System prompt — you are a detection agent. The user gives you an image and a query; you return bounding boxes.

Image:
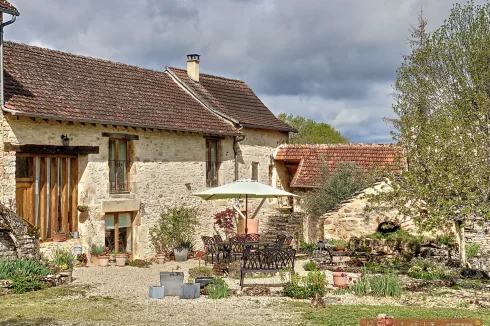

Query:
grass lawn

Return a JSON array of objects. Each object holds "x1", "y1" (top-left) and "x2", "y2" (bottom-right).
[{"x1": 289, "y1": 302, "x2": 489, "y2": 326}]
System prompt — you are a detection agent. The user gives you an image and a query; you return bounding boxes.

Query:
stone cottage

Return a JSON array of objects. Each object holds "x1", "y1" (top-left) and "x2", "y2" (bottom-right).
[
  {"x1": 274, "y1": 144, "x2": 402, "y2": 241},
  {"x1": 0, "y1": 1, "x2": 295, "y2": 258}
]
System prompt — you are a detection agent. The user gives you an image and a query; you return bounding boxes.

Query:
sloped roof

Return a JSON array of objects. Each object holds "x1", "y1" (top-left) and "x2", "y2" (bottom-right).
[
  {"x1": 0, "y1": 0, "x2": 19, "y2": 16},
  {"x1": 274, "y1": 144, "x2": 402, "y2": 188},
  {"x1": 167, "y1": 67, "x2": 296, "y2": 132},
  {"x1": 3, "y1": 42, "x2": 240, "y2": 136}
]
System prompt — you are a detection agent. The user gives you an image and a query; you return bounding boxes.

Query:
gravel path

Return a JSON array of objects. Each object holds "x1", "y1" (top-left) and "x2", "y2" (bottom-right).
[{"x1": 70, "y1": 259, "x2": 303, "y2": 326}]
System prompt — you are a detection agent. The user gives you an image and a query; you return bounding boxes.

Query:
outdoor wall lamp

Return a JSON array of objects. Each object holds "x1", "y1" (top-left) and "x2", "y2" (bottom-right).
[{"x1": 61, "y1": 134, "x2": 70, "y2": 146}]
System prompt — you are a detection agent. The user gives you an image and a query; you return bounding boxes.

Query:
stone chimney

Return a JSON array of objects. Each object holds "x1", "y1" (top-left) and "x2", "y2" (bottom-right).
[{"x1": 186, "y1": 54, "x2": 200, "y2": 82}]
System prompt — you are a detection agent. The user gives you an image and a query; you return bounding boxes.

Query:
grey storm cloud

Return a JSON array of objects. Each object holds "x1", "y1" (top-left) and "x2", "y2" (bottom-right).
[{"x1": 5, "y1": 0, "x2": 487, "y2": 143}]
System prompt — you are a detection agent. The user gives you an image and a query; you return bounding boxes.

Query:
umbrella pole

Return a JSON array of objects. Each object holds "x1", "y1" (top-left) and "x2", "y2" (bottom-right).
[{"x1": 245, "y1": 194, "x2": 248, "y2": 236}]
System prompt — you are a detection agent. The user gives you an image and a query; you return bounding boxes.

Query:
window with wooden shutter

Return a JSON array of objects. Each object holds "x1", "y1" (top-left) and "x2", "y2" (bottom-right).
[
  {"x1": 109, "y1": 139, "x2": 129, "y2": 193},
  {"x1": 206, "y1": 139, "x2": 220, "y2": 187}
]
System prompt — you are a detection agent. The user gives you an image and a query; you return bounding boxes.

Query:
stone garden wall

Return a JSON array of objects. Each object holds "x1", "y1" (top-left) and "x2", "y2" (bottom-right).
[
  {"x1": 322, "y1": 182, "x2": 414, "y2": 240},
  {"x1": 0, "y1": 202, "x2": 39, "y2": 259}
]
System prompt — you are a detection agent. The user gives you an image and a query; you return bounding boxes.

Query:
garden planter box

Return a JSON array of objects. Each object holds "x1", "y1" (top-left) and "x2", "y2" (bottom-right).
[
  {"x1": 195, "y1": 277, "x2": 214, "y2": 289},
  {"x1": 174, "y1": 248, "x2": 188, "y2": 262},
  {"x1": 149, "y1": 286, "x2": 165, "y2": 299},
  {"x1": 160, "y1": 272, "x2": 184, "y2": 296},
  {"x1": 180, "y1": 283, "x2": 200, "y2": 299}
]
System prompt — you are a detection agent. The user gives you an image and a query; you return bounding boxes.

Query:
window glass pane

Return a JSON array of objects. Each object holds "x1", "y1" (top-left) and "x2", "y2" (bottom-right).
[
  {"x1": 210, "y1": 141, "x2": 217, "y2": 162},
  {"x1": 109, "y1": 140, "x2": 116, "y2": 161},
  {"x1": 119, "y1": 213, "x2": 132, "y2": 228},
  {"x1": 105, "y1": 214, "x2": 115, "y2": 230},
  {"x1": 118, "y1": 141, "x2": 127, "y2": 161},
  {"x1": 15, "y1": 157, "x2": 32, "y2": 178}
]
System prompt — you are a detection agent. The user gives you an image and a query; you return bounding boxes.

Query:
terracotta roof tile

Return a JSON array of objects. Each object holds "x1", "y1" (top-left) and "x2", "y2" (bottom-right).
[
  {"x1": 275, "y1": 144, "x2": 402, "y2": 188},
  {"x1": 168, "y1": 67, "x2": 296, "y2": 132},
  {"x1": 3, "y1": 42, "x2": 240, "y2": 136},
  {"x1": 0, "y1": 0, "x2": 19, "y2": 15}
]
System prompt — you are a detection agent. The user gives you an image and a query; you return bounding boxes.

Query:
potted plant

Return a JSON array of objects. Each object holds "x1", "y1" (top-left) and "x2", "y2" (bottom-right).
[
  {"x1": 98, "y1": 247, "x2": 111, "y2": 267},
  {"x1": 77, "y1": 190, "x2": 89, "y2": 212},
  {"x1": 52, "y1": 248, "x2": 75, "y2": 282},
  {"x1": 329, "y1": 239, "x2": 348, "y2": 251},
  {"x1": 115, "y1": 251, "x2": 129, "y2": 267},
  {"x1": 332, "y1": 267, "x2": 348, "y2": 287},
  {"x1": 75, "y1": 253, "x2": 88, "y2": 267},
  {"x1": 182, "y1": 239, "x2": 195, "y2": 259},
  {"x1": 89, "y1": 244, "x2": 105, "y2": 265},
  {"x1": 53, "y1": 230, "x2": 67, "y2": 242},
  {"x1": 149, "y1": 205, "x2": 199, "y2": 262},
  {"x1": 214, "y1": 208, "x2": 236, "y2": 240}
]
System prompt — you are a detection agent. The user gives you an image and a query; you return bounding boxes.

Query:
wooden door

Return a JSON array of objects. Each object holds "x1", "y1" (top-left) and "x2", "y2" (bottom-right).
[
  {"x1": 16, "y1": 178, "x2": 34, "y2": 224},
  {"x1": 15, "y1": 154, "x2": 78, "y2": 240}
]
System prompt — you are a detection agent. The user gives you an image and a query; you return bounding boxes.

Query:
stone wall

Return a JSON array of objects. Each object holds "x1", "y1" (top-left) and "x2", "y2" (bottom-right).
[
  {"x1": 0, "y1": 116, "x2": 288, "y2": 258},
  {"x1": 322, "y1": 182, "x2": 414, "y2": 241},
  {"x1": 0, "y1": 203, "x2": 39, "y2": 259}
]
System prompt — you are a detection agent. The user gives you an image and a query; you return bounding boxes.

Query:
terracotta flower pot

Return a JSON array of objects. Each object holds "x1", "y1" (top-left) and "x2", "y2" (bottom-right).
[
  {"x1": 90, "y1": 254, "x2": 100, "y2": 266},
  {"x1": 332, "y1": 271, "x2": 347, "y2": 287},
  {"x1": 52, "y1": 233, "x2": 67, "y2": 242},
  {"x1": 334, "y1": 245, "x2": 346, "y2": 251},
  {"x1": 98, "y1": 255, "x2": 110, "y2": 267},
  {"x1": 115, "y1": 254, "x2": 128, "y2": 267},
  {"x1": 155, "y1": 254, "x2": 165, "y2": 264}
]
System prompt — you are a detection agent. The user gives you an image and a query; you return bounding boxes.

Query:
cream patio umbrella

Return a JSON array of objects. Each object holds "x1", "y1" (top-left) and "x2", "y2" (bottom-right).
[{"x1": 194, "y1": 179, "x2": 297, "y2": 235}]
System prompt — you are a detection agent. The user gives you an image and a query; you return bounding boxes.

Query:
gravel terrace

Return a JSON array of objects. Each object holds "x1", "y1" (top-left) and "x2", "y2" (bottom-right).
[{"x1": 65, "y1": 258, "x2": 488, "y2": 325}]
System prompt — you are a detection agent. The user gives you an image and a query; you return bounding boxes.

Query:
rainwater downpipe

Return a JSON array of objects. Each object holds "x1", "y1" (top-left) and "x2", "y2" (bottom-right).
[{"x1": 233, "y1": 131, "x2": 246, "y2": 182}]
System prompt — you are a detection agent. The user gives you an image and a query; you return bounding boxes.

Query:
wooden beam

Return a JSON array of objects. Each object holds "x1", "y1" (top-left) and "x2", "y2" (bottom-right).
[
  {"x1": 70, "y1": 158, "x2": 78, "y2": 233},
  {"x1": 5, "y1": 144, "x2": 99, "y2": 155},
  {"x1": 50, "y1": 158, "x2": 58, "y2": 236},
  {"x1": 39, "y1": 158, "x2": 47, "y2": 239},
  {"x1": 101, "y1": 133, "x2": 139, "y2": 141},
  {"x1": 61, "y1": 159, "x2": 69, "y2": 234}
]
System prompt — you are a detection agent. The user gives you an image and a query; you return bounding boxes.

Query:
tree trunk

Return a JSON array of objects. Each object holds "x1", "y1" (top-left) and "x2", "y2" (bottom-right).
[{"x1": 454, "y1": 220, "x2": 467, "y2": 267}]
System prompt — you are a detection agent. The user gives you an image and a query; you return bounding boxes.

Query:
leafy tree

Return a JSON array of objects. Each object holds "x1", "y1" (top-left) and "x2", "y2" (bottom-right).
[
  {"x1": 301, "y1": 162, "x2": 371, "y2": 218},
  {"x1": 369, "y1": 3, "x2": 490, "y2": 266},
  {"x1": 278, "y1": 113, "x2": 348, "y2": 144}
]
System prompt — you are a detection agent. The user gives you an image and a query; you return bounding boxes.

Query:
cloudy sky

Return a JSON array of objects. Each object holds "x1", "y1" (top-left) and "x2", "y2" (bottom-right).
[{"x1": 5, "y1": 0, "x2": 485, "y2": 143}]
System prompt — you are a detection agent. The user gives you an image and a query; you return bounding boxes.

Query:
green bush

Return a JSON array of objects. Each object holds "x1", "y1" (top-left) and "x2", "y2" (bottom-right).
[
  {"x1": 128, "y1": 259, "x2": 150, "y2": 268},
  {"x1": 52, "y1": 248, "x2": 76, "y2": 269},
  {"x1": 189, "y1": 267, "x2": 214, "y2": 281},
  {"x1": 327, "y1": 239, "x2": 347, "y2": 246},
  {"x1": 0, "y1": 258, "x2": 51, "y2": 279},
  {"x1": 408, "y1": 258, "x2": 445, "y2": 280},
  {"x1": 349, "y1": 272, "x2": 403, "y2": 297},
  {"x1": 466, "y1": 243, "x2": 482, "y2": 259},
  {"x1": 11, "y1": 274, "x2": 42, "y2": 294},
  {"x1": 301, "y1": 162, "x2": 372, "y2": 217},
  {"x1": 207, "y1": 278, "x2": 230, "y2": 299},
  {"x1": 302, "y1": 261, "x2": 318, "y2": 271},
  {"x1": 89, "y1": 244, "x2": 106, "y2": 256},
  {"x1": 283, "y1": 271, "x2": 328, "y2": 299},
  {"x1": 435, "y1": 235, "x2": 454, "y2": 246},
  {"x1": 368, "y1": 274, "x2": 403, "y2": 297},
  {"x1": 149, "y1": 205, "x2": 199, "y2": 254},
  {"x1": 299, "y1": 242, "x2": 317, "y2": 253}
]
